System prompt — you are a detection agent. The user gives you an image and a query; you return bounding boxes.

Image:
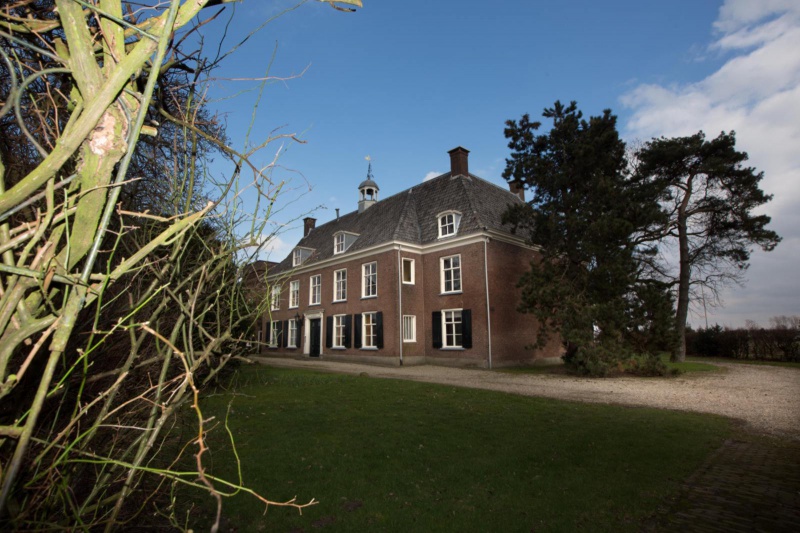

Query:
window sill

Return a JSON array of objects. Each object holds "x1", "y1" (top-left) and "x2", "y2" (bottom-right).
[
  {"x1": 331, "y1": 346, "x2": 346, "y2": 350},
  {"x1": 440, "y1": 347, "x2": 465, "y2": 351},
  {"x1": 361, "y1": 295, "x2": 377, "y2": 300},
  {"x1": 360, "y1": 347, "x2": 378, "y2": 351},
  {"x1": 308, "y1": 303, "x2": 321, "y2": 306},
  {"x1": 332, "y1": 299, "x2": 347, "y2": 304},
  {"x1": 289, "y1": 305, "x2": 298, "y2": 310},
  {"x1": 440, "y1": 291, "x2": 463, "y2": 296},
  {"x1": 402, "y1": 281, "x2": 415, "y2": 285}
]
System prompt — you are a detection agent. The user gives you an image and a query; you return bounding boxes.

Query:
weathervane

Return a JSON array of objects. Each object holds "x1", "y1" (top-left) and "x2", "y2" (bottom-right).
[{"x1": 365, "y1": 155, "x2": 374, "y2": 180}]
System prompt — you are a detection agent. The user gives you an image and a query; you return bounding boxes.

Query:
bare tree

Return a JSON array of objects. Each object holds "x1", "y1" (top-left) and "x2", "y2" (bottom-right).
[{"x1": 0, "y1": 0, "x2": 363, "y2": 529}]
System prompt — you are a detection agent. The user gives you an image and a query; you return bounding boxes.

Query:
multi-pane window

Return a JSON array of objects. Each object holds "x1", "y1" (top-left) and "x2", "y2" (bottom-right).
[
  {"x1": 288, "y1": 319, "x2": 298, "y2": 348},
  {"x1": 402, "y1": 258, "x2": 415, "y2": 284},
  {"x1": 443, "y1": 310, "x2": 463, "y2": 348},
  {"x1": 333, "y1": 315, "x2": 346, "y2": 348},
  {"x1": 269, "y1": 321, "x2": 280, "y2": 347},
  {"x1": 441, "y1": 255, "x2": 462, "y2": 293},
  {"x1": 362, "y1": 262, "x2": 377, "y2": 298},
  {"x1": 310, "y1": 275, "x2": 321, "y2": 305},
  {"x1": 438, "y1": 212, "x2": 461, "y2": 238},
  {"x1": 289, "y1": 280, "x2": 299, "y2": 308},
  {"x1": 270, "y1": 286, "x2": 280, "y2": 310},
  {"x1": 362, "y1": 312, "x2": 377, "y2": 348},
  {"x1": 334, "y1": 234, "x2": 345, "y2": 255},
  {"x1": 403, "y1": 315, "x2": 416, "y2": 342},
  {"x1": 292, "y1": 249, "x2": 301, "y2": 266},
  {"x1": 334, "y1": 269, "x2": 347, "y2": 302}
]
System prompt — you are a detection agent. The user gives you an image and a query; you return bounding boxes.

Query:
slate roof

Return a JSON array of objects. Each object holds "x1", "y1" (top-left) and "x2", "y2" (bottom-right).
[{"x1": 270, "y1": 172, "x2": 525, "y2": 274}]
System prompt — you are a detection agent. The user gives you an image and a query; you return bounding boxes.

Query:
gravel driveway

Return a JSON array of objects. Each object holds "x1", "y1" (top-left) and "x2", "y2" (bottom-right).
[{"x1": 254, "y1": 357, "x2": 800, "y2": 440}]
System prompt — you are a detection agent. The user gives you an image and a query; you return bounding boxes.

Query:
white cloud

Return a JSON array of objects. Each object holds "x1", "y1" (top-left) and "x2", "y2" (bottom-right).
[
  {"x1": 621, "y1": 0, "x2": 800, "y2": 327},
  {"x1": 423, "y1": 171, "x2": 441, "y2": 182}
]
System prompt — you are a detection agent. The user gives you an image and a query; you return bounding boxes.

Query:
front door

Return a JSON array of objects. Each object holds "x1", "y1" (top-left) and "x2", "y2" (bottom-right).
[{"x1": 309, "y1": 318, "x2": 321, "y2": 357}]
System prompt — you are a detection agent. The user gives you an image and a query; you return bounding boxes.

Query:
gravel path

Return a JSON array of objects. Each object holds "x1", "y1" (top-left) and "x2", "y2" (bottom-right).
[{"x1": 253, "y1": 357, "x2": 800, "y2": 439}]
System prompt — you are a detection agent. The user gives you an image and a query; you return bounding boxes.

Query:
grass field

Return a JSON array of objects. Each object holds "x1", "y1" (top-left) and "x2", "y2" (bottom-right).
[{"x1": 180, "y1": 365, "x2": 730, "y2": 532}]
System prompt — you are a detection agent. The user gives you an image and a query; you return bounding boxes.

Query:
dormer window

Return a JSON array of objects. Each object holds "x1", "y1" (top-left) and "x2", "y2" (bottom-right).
[
  {"x1": 333, "y1": 231, "x2": 359, "y2": 255},
  {"x1": 438, "y1": 211, "x2": 461, "y2": 238},
  {"x1": 292, "y1": 247, "x2": 313, "y2": 267}
]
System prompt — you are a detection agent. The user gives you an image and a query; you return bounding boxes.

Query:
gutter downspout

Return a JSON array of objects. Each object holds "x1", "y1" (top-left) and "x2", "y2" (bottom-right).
[
  {"x1": 397, "y1": 249, "x2": 403, "y2": 366},
  {"x1": 484, "y1": 236, "x2": 492, "y2": 369}
]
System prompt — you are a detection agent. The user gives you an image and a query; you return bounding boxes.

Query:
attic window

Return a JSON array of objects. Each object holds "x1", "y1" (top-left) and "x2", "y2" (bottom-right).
[
  {"x1": 333, "y1": 231, "x2": 359, "y2": 255},
  {"x1": 438, "y1": 211, "x2": 461, "y2": 238},
  {"x1": 334, "y1": 234, "x2": 345, "y2": 255},
  {"x1": 292, "y1": 247, "x2": 312, "y2": 267}
]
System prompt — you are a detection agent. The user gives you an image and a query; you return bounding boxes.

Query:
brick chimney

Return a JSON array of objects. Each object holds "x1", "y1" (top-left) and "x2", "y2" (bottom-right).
[
  {"x1": 509, "y1": 180, "x2": 525, "y2": 201},
  {"x1": 448, "y1": 146, "x2": 469, "y2": 177},
  {"x1": 303, "y1": 217, "x2": 316, "y2": 237}
]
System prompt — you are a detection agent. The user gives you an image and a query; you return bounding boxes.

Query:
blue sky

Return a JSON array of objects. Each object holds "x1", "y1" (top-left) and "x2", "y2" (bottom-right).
[{"x1": 198, "y1": 0, "x2": 799, "y2": 328}]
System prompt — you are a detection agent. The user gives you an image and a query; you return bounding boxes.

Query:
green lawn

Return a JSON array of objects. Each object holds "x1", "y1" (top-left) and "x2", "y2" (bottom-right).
[{"x1": 180, "y1": 365, "x2": 730, "y2": 532}]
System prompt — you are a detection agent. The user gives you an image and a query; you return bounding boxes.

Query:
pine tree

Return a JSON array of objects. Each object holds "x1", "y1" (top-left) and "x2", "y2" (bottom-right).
[
  {"x1": 503, "y1": 101, "x2": 670, "y2": 375},
  {"x1": 635, "y1": 131, "x2": 781, "y2": 361}
]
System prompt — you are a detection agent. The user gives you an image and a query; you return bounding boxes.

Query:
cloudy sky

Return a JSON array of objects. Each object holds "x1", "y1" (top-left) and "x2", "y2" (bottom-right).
[{"x1": 203, "y1": 0, "x2": 798, "y2": 328}]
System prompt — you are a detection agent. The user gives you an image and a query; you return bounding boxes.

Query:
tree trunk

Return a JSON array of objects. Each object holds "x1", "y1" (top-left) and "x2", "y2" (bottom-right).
[{"x1": 672, "y1": 183, "x2": 693, "y2": 363}]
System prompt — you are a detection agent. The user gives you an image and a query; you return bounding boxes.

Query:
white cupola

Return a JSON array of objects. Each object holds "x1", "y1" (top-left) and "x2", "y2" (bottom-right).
[{"x1": 358, "y1": 159, "x2": 379, "y2": 213}]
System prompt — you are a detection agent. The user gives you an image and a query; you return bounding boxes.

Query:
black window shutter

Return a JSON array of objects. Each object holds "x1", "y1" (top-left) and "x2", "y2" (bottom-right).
[
  {"x1": 375, "y1": 311, "x2": 384, "y2": 349},
  {"x1": 354, "y1": 314, "x2": 362, "y2": 349},
  {"x1": 326, "y1": 316, "x2": 333, "y2": 348},
  {"x1": 432, "y1": 311, "x2": 442, "y2": 349},
  {"x1": 344, "y1": 314, "x2": 352, "y2": 348},
  {"x1": 276, "y1": 321, "x2": 284, "y2": 347},
  {"x1": 461, "y1": 309, "x2": 472, "y2": 349},
  {"x1": 282, "y1": 320, "x2": 289, "y2": 348}
]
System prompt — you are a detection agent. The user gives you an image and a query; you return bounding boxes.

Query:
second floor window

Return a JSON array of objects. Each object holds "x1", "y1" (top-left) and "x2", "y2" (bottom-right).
[
  {"x1": 270, "y1": 286, "x2": 280, "y2": 310},
  {"x1": 362, "y1": 262, "x2": 377, "y2": 298},
  {"x1": 289, "y1": 280, "x2": 299, "y2": 308},
  {"x1": 310, "y1": 275, "x2": 321, "y2": 305},
  {"x1": 334, "y1": 233, "x2": 345, "y2": 254},
  {"x1": 334, "y1": 269, "x2": 347, "y2": 302},
  {"x1": 441, "y1": 255, "x2": 462, "y2": 293}
]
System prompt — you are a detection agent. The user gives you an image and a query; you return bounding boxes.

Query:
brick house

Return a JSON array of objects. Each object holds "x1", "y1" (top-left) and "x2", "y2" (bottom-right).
[{"x1": 258, "y1": 147, "x2": 561, "y2": 367}]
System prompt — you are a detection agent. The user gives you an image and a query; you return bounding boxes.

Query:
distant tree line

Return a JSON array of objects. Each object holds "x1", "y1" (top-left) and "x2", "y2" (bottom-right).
[{"x1": 686, "y1": 316, "x2": 800, "y2": 362}]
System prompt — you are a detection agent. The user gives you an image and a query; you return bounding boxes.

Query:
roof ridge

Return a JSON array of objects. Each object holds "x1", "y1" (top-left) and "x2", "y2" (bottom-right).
[{"x1": 459, "y1": 175, "x2": 485, "y2": 229}]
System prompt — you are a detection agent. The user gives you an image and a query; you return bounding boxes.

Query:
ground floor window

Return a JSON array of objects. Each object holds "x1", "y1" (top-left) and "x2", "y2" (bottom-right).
[
  {"x1": 269, "y1": 321, "x2": 280, "y2": 347},
  {"x1": 333, "y1": 315, "x2": 346, "y2": 348},
  {"x1": 288, "y1": 319, "x2": 298, "y2": 348},
  {"x1": 443, "y1": 310, "x2": 462, "y2": 348},
  {"x1": 363, "y1": 312, "x2": 377, "y2": 348},
  {"x1": 403, "y1": 315, "x2": 416, "y2": 342}
]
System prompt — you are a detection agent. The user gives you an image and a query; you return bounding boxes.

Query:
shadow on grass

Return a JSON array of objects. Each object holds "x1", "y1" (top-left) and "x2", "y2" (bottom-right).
[{"x1": 176, "y1": 365, "x2": 733, "y2": 532}]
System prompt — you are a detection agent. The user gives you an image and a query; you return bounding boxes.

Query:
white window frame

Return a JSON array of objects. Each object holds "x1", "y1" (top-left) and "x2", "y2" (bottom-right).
[
  {"x1": 270, "y1": 285, "x2": 280, "y2": 311},
  {"x1": 289, "y1": 280, "x2": 299, "y2": 309},
  {"x1": 333, "y1": 315, "x2": 346, "y2": 348},
  {"x1": 440, "y1": 254, "x2": 462, "y2": 294},
  {"x1": 309, "y1": 274, "x2": 321, "y2": 305},
  {"x1": 362, "y1": 312, "x2": 377, "y2": 348},
  {"x1": 334, "y1": 233, "x2": 345, "y2": 255},
  {"x1": 442, "y1": 309, "x2": 463, "y2": 348},
  {"x1": 362, "y1": 262, "x2": 377, "y2": 298},
  {"x1": 287, "y1": 319, "x2": 298, "y2": 348},
  {"x1": 334, "y1": 269, "x2": 347, "y2": 302},
  {"x1": 402, "y1": 315, "x2": 416, "y2": 342},
  {"x1": 269, "y1": 321, "x2": 280, "y2": 347},
  {"x1": 438, "y1": 211, "x2": 461, "y2": 238},
  {"x1": 292, "y1": 249, "x2": 302, "y2": 267},
  {"x1": 402, "y1": 258, "x2": 415, "y2": 284}
]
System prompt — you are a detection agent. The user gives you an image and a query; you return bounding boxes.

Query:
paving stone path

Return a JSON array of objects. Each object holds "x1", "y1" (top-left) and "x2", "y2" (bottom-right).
[{"x1": 647, "y1": 437, "x2": 800, "y2": 532}]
